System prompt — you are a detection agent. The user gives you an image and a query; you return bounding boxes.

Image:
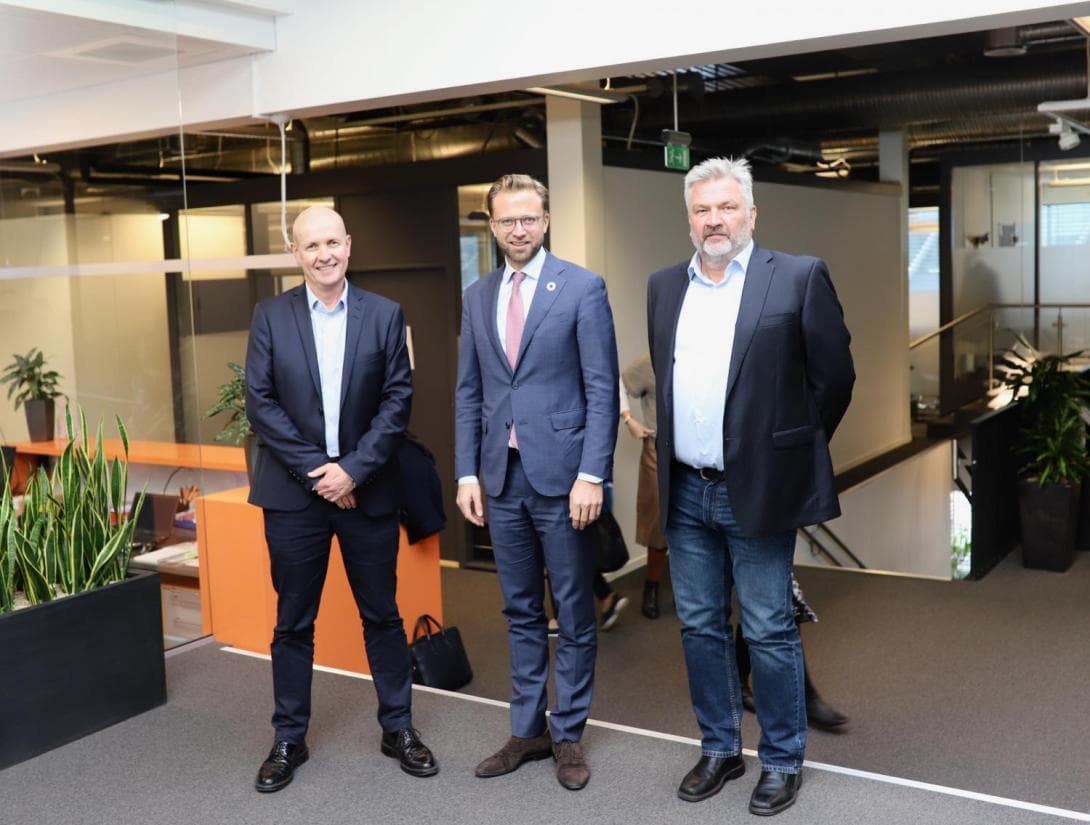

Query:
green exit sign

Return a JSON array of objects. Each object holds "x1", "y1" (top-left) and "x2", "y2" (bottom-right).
[{"x1": 664, "y1": 142, "x2": 690, "y2": 171}]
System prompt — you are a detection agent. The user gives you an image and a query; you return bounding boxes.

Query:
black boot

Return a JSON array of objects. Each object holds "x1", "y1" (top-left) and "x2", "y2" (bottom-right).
[
  {"x1": 805, "y1": 667, "x2": 848, "y2": 731},
  {"x1": 641, "y1": 581, "x2": 660, "y2": 619}
]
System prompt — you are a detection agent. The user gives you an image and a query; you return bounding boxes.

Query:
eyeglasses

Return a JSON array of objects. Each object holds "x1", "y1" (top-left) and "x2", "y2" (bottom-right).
[{"x1": 493, "y1": 215, "x2": 544, "y2": 230}]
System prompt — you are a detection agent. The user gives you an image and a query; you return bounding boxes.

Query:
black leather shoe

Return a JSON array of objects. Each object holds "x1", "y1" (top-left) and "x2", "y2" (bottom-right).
[
  {"x1": 677, "y1": 754, "x2": 745, "y2": 802},
  {"x1": 808, "y1": 694, "x2": 849, "y2": 731},
  {"x1": 381, "y1": 727, "x2": 439, "y2": 777},
  {"x1": 748, "y1": 770, "x2": 802, "y2": 816},
  {"x1": 254, "y1": 740, "x2": 309, "y2": 793}
]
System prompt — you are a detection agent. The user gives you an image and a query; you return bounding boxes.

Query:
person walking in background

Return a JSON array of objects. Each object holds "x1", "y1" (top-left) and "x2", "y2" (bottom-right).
[
  {"x1": 735, "y1": 574, "x2": 849, "y2": 732},
  {"x1": 620, "y1": 352, "x2": 669, "y2": 619},
  {"x1": 647, "y1": 157, "x2": 854, "y2": 816},
  {"x1": 245, "y1": 206, "x2": 438, "y2": 793},
  {"x1": 454, "y1": 174, "x2": 619, "y2": 791}
]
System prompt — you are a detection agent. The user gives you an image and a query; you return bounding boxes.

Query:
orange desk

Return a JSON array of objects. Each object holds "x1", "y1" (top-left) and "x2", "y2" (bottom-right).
[
  {"x1": 12, "y1": 439, "x2": 246, "y2": 473},
  {"x1": 196, "y1": 487, "x2": 442, "y2": 675}
]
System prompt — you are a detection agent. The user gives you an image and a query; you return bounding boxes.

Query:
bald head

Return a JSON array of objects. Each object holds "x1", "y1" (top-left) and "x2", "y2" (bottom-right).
[{"x1": 291, "y1": 206, "x2": 352, "y2": 306}]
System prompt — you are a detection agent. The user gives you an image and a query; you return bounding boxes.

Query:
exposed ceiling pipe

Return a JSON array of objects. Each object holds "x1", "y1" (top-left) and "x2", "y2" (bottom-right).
[{"x1": 619, "y1": 51, "x2": 1088, "y2": 138}]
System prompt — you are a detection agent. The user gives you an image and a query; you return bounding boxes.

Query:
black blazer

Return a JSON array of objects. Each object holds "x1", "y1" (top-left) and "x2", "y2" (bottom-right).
[
  {"x1": 245, "y1": 283, "x2": 412, "y2": 515},
  {"x1": 647, "y1": 244, "x2": 855, "y2": 537}
]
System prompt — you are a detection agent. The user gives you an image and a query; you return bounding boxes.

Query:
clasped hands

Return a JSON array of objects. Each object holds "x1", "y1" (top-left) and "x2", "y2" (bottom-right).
[
  {"x1": 456, "y1": 478, "x2": 603, "y2": 530},
  {"x1": 308, "y1": 462, "x2": 357, "y2": 509}
]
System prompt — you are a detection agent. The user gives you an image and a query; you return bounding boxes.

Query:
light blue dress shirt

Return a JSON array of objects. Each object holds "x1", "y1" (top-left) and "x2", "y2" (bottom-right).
[
  {"x1": 305, "y1": 280, "x2": 348, "y2": 459},
  {"x1": 672, "y1": 240, "x2": 754, "y2": 471}
]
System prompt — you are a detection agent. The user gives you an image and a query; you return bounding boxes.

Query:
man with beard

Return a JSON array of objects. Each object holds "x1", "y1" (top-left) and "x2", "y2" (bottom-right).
[
  {"x1": 646, "y1": 158, "x2": 854, "y2": 816},
  {"x1": 455, "y1": 174, "x2": 618, "y2": 791}
]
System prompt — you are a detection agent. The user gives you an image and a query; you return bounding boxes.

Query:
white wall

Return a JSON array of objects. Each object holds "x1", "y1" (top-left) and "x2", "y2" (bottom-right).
[
  {"x1": 796, "y1": 440, "x2": 954, "y2": 579},
  {"x1": 0, "y1": 215, "x2": 78, "y2": 442},
  {"x1": 601, "y1": 167, "x2": 910, "y2": 564},
  {"x1": 0, "y1": 0, "x2": 1082, "y2": 156}
]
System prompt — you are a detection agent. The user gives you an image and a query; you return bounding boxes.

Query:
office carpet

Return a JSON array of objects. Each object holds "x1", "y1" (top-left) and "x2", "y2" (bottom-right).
[
  {"x1": 0, "y1": 642, "x2": 1078, "y2": 825},
  {"x1": 442, "y1": 551, "x2": 1090, "y2": 814}
]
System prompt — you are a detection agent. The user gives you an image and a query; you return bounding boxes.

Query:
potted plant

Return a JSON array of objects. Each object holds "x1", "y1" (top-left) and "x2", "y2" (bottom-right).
[
  {"x1": 998, "y1": 336, "x2": 1090, "y2": 571},
  {"x1": 1, "y1": 347, "x2": 63, "y2": 441},
  {"x1": 204, "y1": 361, "x2": 257, "y2": 481},
  {"x1": 0, "y1": 405, "x2": 167, "y2": 768}
]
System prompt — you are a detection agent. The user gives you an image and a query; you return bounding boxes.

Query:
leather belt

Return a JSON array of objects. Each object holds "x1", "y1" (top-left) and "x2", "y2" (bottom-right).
[{"x1": 675, "y1": 461, "x2": 725, "y2": 482}]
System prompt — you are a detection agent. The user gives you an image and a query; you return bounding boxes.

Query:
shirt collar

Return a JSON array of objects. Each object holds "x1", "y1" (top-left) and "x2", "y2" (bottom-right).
[
  {"x1": 687, "y1": 239, "x2": 755, "y2": 286},
  {"x1": 305, "y1": 279, "x2": 348, "y2": 312},
  {"x1": 503, "y1": 246, "x2": 548, "y2": 284}
]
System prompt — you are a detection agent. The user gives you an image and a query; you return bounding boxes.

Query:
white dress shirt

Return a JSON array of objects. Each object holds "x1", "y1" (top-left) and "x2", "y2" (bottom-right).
[
  {"x1": 305, "y1": 280, "x2": 349, "y2": 458},
  {"x1": 672, "y1": 240, "x2": 754, "y2": 471}
]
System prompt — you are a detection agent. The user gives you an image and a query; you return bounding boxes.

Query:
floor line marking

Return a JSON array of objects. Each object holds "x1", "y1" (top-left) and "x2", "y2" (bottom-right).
[{"x1": 218, "y1": 646, "x2": 1089, "y2": 821}]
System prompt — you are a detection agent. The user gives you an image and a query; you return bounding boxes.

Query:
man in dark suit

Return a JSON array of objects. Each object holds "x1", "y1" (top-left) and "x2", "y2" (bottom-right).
[
  {"x1": 647, "y1": 157, "x2": 854, "y2": 816},
  {"x1": 245, "y1": 205, "x2": 437, "y2": 793},
  {"x1": 455, "y1": 174, "x2": 619, "y2": 791}
]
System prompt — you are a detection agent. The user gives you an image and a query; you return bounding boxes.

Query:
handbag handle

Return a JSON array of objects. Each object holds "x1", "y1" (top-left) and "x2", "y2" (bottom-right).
[{"x1": 413, "y1": 613, "x2": 444, "y2": 642}]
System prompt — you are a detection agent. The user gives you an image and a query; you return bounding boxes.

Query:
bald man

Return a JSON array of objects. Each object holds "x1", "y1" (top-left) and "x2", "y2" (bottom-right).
[{"x1": 245, "y1": 206, "x2": 437, "y2": 793}]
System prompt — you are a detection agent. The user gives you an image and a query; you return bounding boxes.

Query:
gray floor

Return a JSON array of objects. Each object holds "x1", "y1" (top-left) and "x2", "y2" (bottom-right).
[
  {"x1": 3, "y1": 551, "x2": 1089, "y2": 823},
  {"x1": 443, "y1": 550, "x2": 1090, "y2": 814},
  {"x1": 0, "y1": 642, "x2": 1081, "y2": 825}
]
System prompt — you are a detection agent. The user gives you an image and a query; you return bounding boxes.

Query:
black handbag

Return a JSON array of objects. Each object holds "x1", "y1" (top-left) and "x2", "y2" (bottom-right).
[
  {"x1": 408, "y1": 614, "x2": 473, "y2": 691},
  {"x1": 594, "y1": 510, "x2": 630, "y2": 573}
]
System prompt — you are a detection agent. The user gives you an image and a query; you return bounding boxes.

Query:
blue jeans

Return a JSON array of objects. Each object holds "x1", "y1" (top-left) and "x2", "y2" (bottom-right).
[{"x1": 665, "y1": 463, "x2": 806, "y2": 773}]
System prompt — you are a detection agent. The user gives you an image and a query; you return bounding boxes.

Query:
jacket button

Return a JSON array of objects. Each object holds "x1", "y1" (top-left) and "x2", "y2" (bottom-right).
[
  {"x1": 318, "y1": 407, "x2": 324, "y2": 415},
  {"x1": 512, "y1": 381, "x2": 519, "y2": 389}
]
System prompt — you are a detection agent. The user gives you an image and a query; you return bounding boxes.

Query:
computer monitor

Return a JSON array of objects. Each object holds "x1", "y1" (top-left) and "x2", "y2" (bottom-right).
[{"x1": 132, "y1": 492, "x2": 180, "y2": 548}]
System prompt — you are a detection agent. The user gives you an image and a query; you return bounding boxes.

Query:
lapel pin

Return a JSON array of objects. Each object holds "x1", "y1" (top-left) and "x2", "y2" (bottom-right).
[{"x1": 546, "y1": 281, "x2": 557, "y2": 291}]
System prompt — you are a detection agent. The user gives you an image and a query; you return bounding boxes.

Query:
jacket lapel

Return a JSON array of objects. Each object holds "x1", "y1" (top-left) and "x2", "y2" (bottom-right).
[
  {"x1": 724, "y1": 245, "x2": 774, "y2": 405},
  {"x1": 659, "y1": 263, "x2": 690, "y2": 414},
  {"x1": 290, "y1": 287, "x2": 323, "y2": 400},
  {"x1": 515, "y1": 253, "x2": 564, "y2": 369},
  {"x1": 481, "y1": 268, "x2": 510, "y2": 373},
  {"x1": 339, "y1": 285, "x2": 365, "y2": 410}
]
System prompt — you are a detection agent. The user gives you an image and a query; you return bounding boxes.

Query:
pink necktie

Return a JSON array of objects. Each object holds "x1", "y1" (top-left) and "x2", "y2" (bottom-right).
[{"x1": 506, "y1": 272, "x2": 526, "y2": 447}]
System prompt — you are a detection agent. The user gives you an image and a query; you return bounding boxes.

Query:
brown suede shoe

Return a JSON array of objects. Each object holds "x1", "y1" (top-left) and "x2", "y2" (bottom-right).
[
  {"x1": 553, "y1": 740, "x2": 590, "y2": 790},
  {"x1": 475, "y1": 733, "x2": 553, "y2": 778}
]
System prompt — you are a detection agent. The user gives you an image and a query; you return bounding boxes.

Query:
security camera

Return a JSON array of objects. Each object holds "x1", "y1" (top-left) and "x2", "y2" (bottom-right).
[{"x1": 1058, "y1": 129, "x2": 1082, "y2": 151}]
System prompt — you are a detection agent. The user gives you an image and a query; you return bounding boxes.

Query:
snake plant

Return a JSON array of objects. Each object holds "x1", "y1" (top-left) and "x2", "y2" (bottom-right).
[{"x1": 0, "y1": 405, "x2": 142, "y2": 613}]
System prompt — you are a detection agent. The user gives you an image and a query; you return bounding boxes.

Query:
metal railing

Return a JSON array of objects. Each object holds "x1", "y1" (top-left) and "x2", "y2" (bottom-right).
[{"x1": 798, "y1": 523, "x2": 866, "y2": 569}]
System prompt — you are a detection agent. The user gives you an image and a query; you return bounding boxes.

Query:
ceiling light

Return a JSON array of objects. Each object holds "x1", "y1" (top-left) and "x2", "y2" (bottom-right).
[
  {"x1": 526, "y1": 84, "x2": 627, "y2": 105},
  {"x1": 815, "y1": 158, "x2": 851, "y2": 178}
]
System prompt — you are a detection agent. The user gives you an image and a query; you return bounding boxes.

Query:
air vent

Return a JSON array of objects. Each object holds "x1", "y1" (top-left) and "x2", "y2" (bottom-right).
[{"x1": 49, "y1": 37, "x2": 179, "y2": 65}]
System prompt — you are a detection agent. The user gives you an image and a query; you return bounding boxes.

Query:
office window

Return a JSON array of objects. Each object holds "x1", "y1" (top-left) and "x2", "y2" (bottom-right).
[{"x1": 1040, "y1": 202, "x2": 1090, "y2": 247}]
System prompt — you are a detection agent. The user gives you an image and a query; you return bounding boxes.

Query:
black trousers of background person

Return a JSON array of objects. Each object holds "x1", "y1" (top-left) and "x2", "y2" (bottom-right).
[{"x1": 262, "y1": 496, "x2": 413, "y2": 744}]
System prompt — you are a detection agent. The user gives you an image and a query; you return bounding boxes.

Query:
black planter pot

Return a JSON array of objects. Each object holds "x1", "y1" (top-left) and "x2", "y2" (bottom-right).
[
  {"x1": 0, "y1": 571, "x2": 167, "y2": 769},
  {"x1": 23, "y1": 398, "x2": 55, "y2": 442},
  {"x1": 1076, "y1": 475, "x2": 1090, "y2": 551},
  {"x1": 1018, "y1": 478, "x2": 1081, "y2": 572}
]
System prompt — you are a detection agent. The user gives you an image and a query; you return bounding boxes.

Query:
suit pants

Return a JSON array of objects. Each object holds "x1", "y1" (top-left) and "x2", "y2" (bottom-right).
[
  {"x1": 262, "y1": 497, "x2": 413, "y2": 743},
  {"x1": 487, "y1": 450, "x2": 598, "y2": 742}
]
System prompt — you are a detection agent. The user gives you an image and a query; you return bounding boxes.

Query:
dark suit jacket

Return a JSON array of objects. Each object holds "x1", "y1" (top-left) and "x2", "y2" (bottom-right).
[
  {"x1": 455, "y1": 252, "x2": 619, "y2": 497},
  {"x1": 245, "y1": 283, "x2": 412, "y2": 516},
  {"x1": 648, "y1": 244, "x2": 855, "y2": 537}
]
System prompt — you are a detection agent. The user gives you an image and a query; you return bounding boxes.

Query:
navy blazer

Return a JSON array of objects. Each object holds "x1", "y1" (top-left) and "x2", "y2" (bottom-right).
[
  {"x1": 245, "y1": 283, "x2": 412, "y2": 515},
  {"x1": 455, "y1": 252, "x2": 619, "y2": 498},
  {"x1": 648, "y1": 245, "x2": 855, "y2": 537}
]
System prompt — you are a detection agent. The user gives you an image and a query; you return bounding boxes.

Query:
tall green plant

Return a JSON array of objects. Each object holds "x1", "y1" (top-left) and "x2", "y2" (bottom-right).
[
  {"x1": 998, "y1": 335, "x2": 1090, "y2": 485},
  {"x1": 0, "y1": 405, "x2": 143, "y2": 614},
  {"x1": 204, "y1": 362, "x2": 251, "y2": 445}
]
